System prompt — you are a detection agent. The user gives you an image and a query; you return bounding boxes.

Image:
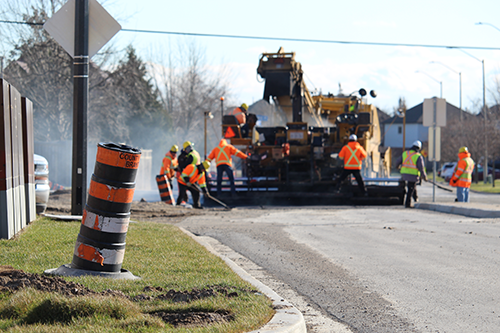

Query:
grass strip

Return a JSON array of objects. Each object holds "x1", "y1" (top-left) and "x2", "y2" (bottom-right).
[{"x1": 0, "y1": 217, "x2": 274, "y2": 332}]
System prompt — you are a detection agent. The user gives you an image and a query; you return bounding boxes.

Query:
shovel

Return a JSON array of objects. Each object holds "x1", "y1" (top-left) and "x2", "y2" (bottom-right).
[
  {"x1": 425, "y1": 179, "x2": 453, "y2": 192},
  {"x1": 187, "y1": 182, "x2": 232, "y2": 210}
]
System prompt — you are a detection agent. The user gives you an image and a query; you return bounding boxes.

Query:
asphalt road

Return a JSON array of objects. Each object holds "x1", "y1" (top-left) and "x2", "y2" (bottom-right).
[{"x1": 179, "y1": 183, "x2": 500, "y2": 333}]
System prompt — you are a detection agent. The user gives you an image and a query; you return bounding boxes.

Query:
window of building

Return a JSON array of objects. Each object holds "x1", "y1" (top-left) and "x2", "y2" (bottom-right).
[{"x1": 398, "y1": 126, "x2": 402, "y2": 134}]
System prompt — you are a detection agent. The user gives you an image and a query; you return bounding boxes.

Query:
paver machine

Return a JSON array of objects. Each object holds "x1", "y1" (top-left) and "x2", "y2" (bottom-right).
[{"x1": 212, "y1": 47, "x2": 404, "y2": 205}]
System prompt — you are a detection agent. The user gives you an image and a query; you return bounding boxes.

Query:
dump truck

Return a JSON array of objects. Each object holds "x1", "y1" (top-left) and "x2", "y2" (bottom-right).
[{"x1": 209, "y1": 48, "x2": 405, "y2": 205}]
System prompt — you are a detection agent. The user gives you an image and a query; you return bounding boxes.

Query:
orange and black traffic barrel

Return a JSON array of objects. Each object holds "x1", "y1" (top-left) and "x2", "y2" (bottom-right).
[
  {"x1": 71, "y1": 143, "x2": 141, "y2": 273},
  {"x1": 156, "y1": 174, "x2": 175, "y2": 205}
]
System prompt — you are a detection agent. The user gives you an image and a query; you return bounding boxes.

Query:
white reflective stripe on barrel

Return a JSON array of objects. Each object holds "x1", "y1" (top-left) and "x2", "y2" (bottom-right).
[{"x1": 82, "y1": 210, "x2": 129, "y2": 233}]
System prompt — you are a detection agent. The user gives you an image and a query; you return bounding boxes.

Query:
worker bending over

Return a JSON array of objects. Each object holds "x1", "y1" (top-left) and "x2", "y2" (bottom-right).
[
  {"x1": 396, "y1": 140, "x2": 427, "y2": 208},
  {"x1": 335, "y1": 134, "x2": 367, "y2": 196},
  {"x1": 177, "y1": 160, "x2": 210, "y2": 209},
  {"x1": 449, "y1": 146, "x2": 474, "y2": 202},
  {"x1": 207, "y1": 138, "x2": 248, "y2": 197}
]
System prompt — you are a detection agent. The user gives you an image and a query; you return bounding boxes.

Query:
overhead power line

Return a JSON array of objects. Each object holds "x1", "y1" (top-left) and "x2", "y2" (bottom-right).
[
  {"x1": 2, "y1": 20, "x2": 500, "y2": 51},
  {"x1": 120, "y1": 28, "x2": 500, "y2": 51}
]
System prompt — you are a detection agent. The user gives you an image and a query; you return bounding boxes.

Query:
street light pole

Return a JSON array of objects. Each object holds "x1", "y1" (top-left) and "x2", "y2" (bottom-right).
[
  {"x1": 458, "y1": 48, "x2": 488, "y2": 184},
  {"x1": 430, "y1": 61, "x2": 462, "y2": 121},
  {"x1": 416, "y1": 70, "x2": 443, "y2": 98},
  {"x1": 220, "y1": 97, "x2": 224, "y2": 127}
]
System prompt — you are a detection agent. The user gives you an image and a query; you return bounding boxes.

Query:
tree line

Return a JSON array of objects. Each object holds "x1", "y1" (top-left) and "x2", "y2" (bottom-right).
[{"x1": 1, "y1": 0, "x2": 230, "y2": 168}]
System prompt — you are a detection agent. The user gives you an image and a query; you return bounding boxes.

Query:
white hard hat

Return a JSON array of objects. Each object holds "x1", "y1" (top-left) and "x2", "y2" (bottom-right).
[
  {"x1": 349, "y1": 134, "x2": 357, "y2": 141},
  {"x1": 412, "y1": 140, "x2": 422, "y2": 149}
]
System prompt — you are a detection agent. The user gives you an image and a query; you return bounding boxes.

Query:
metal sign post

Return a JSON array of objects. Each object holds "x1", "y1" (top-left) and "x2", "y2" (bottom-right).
[
  {"x1": 44, "y1": 0, "x2": 121, "y2": 215},
  {"x1": 71, "y1": 0, "x2": 89, "y2": 215},
  {"x1": 423, "y1": 97, "x2": 446, "y2": 203}
]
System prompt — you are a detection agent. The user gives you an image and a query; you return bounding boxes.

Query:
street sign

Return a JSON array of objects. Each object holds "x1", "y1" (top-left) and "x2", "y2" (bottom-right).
[
  {"x1": 43, "y1": 0, "x2": 121, "y2": 58},
  {"x1": 428, "y1": 126, "x2": 441, "y2": 162},
  {"x1": 423, "y1": 97, "x2": 446, "y2": 127}
]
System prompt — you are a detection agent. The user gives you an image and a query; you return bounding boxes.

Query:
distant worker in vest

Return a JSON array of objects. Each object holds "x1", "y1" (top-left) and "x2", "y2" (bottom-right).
[
  {"x1": 178, "y1": 141, "x2": 201, "y2": 172},
  {"x1": 229, "y1": 103, "x2": 248, "y2": 125},
  {"x1": 159, "y1": 145, "x2": 179, "y2": 180},
  {"x1": 156, "y1": 145, "x2": 178, "y2": 205},
  {"x1": 177, "y1": 160, "x2": 211, "y2": 209},
  {"x1": 176, "y1": 141, "x2": 201, "y2": 206},
  {"x1": 207, "y1": 139, "x2": 248, "y2": 197},
  {"x1": 335, "y1": 134, "x2": 368, "y2": 196},
  {"x1": 396, "y1": 140, "x2": 427, "y2": 208},
  {"x1": 449, "y1": 146, "x2": 475, "y2": 202}
]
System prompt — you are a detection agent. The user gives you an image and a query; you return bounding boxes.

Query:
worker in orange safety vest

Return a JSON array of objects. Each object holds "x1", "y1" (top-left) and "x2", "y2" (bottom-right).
[
  {"x1": 335, "y1": 134, "x2": 368, "y2": 196},
  {"x1": 156, "y1": 144, "x2": 179, "y2": 205},
  {"x1": 177, "y1": 160, "x2": 210, "y2": 209},
  {"x1": 229, "y1": 103, "x2": 248, "y2": 125},
  {"x1": 207, "y1": 139, "x2": 248, "y2": 197},
  {"x1": 159, "y1": 145, "x2": 179, "y2": 180},
  {"x1": 449, "y1": 146, "x2": 475, "y2": 202}
]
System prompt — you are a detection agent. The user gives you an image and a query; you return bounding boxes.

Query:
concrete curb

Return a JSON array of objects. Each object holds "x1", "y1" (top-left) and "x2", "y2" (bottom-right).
[
  {"x1": 415, "y1": 203, "x2": 500, "y2": 218},
  {"x1": 179, "y1": 227, "x2": 307, "y2": 333}
]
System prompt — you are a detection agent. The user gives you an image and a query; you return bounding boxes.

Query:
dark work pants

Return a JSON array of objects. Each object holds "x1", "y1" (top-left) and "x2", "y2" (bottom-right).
[
  {"x1": 217, "y1": 164, "x2": 236, "y2": 196},
  {"x1": 405, "y1": 181, "x2": 417, "y2": 207},
  {"x1": 337, "y1": 169, "x2": 366, "y2": 194},
  {"x1": 177, "y1": 183, "x2": 201, "y2": 208}
]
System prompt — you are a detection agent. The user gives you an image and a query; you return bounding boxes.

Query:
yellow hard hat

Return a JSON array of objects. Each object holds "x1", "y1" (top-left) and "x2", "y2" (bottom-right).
[
  {"x1": 240, "y1": 103, "x2": 248, "y2": 111},
  {"x1": 202, "y1": 160, "x2": 211, "y2": 170},
  {"x1": 459, "y1": 146, "x2": 468, "y2": 153},
  {"x1": 183, "y1": 141, "x2": 193, "y2": 149},
  {"x1": 170, "y1": 145, "x2": 179, "y2": 153}
]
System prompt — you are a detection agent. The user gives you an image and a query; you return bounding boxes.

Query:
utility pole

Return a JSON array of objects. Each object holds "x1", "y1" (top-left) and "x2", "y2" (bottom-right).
[{"x1": 71, "y1": 0, "x2": 89, "y2": 215}]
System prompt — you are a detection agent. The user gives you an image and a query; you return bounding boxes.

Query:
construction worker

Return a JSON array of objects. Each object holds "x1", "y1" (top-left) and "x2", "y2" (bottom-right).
[
  {"x1": 396, "y1": 140, "x2": 427, "y2": 208},
  {"x1": 159, "y1": 145, "x2": 179, "y2": 180},
  {"x1": 177, "y1": 160, "x2": 210, "y2": 209},
  {"x1": 449, "y1": 146, "x2": 475, "y2": 202},
  {"x1": 178, "y1": 141, "x2": 201, "y2": 171},
  {"x1": 207, "y1": 138, "x2": 248, "y2": 197},
  {"x1": 156, "y1": 145, "x2": 179, "y2": 204},
  {"x1": 176, "y1": 141, "x2": 201, "y2": 206},
  {"x1": 229, "y1": 103, "x2": 248, "y2": 125},
  {"x1": 335, "y1": 134, "x2": 368, "y2": 196}
]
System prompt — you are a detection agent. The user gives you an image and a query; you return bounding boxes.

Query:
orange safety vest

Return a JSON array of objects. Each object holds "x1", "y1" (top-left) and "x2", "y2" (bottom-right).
[
  {"x1": 207, "y1": 139, "x2": 247, "y2": 167},
  {"x1": 450, "y1": 152, "x2": 475, "y2": 188},
  {"x1": 159, "y1": 151, "x2": 178, "y2": 179},
  {"x1": 229, "y1": 107, "x2": 246, "y2": 125},
  {"x1": 178, "y1": 163, "x2": 207, "y2": 189},
  {"x1": 338, "y1": 141, "x2": 367, "y2": 170}
]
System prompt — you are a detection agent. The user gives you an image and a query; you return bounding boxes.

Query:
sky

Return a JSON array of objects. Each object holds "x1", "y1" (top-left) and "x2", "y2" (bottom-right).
[{"x1": 42, "y1": 0, "x2": 500, "y2": 114}]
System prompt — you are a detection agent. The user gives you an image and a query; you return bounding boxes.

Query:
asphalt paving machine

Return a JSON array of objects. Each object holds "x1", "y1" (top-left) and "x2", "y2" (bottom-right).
[{"x1": 210, "y1": 47, "x2": 405, "y2": 205}]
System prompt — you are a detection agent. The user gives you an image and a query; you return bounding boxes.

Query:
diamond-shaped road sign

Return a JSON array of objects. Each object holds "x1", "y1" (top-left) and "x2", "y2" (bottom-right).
[{"x1": 43, "y1": 0, "x2": 121, "y2": 58}]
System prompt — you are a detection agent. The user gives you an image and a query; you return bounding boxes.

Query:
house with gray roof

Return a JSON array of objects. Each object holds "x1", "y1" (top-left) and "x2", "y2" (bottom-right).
[{"x1": 382, "y1": 99, "x2": 464, "y2": 168}]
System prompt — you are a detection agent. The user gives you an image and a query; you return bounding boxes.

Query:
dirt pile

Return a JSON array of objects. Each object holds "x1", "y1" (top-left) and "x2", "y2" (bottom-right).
[
  {"x1": 0, "y1": 265, "x2": 126, "y2": 297},
  {"x1": 0, "y1": 266, "x2": 241, "y2": 327}
]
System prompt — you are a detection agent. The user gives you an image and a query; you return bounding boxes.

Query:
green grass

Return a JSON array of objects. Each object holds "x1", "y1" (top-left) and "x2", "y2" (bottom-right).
[
  {"x1": 433, "y1": 175, "x2": 500, "y2": 193},
  {"x1": 470, "y1": 181, "x2": 500, "y2": 193},
  {"x1": 0, "y1": 218, "x2": 274, "y2": 332}
]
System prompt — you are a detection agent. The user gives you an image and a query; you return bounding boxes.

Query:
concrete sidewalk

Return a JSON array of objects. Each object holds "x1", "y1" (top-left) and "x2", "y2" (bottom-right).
[
  {"x1": 414, "y1": 181, "x2": 500, "y2": 218},
  {"x1": 415, "y1": 201, "x2": 500, "y2": 218}
]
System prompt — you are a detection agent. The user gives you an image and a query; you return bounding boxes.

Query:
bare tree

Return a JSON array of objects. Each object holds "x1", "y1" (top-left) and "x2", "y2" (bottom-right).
[{"x1": 147, "y1": 40, "x2": 231, "y2": 158}]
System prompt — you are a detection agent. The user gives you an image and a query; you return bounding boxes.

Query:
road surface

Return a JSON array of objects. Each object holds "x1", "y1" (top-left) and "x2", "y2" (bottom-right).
[{"x1": 179, "y1": 183, "x2": 500, "y2": 332}]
